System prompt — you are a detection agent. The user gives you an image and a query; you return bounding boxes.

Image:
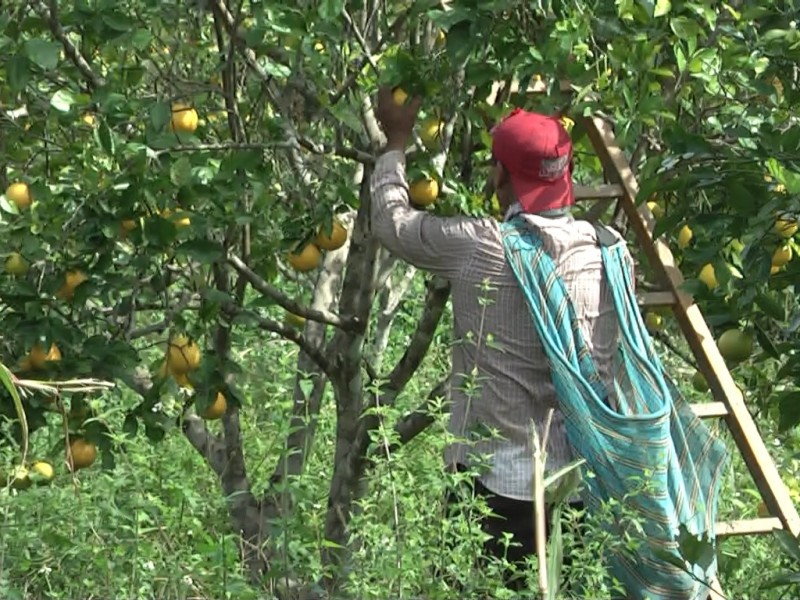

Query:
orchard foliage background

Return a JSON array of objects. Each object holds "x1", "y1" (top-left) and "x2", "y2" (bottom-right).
[{"x1": 1, "y1": 0, "x2": 799, "y2": 598}]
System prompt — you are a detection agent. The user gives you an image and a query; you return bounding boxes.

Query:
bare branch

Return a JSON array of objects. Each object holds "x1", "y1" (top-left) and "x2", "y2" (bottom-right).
[
  {"x1": 370, "y1": 260, "x2": 418, "y2": 368},
  {"x1": 155, "y1": 140, "x2": 372, "y2": 163},
  {"x1": 182, "y1": 415, "x2": 226, "y2": 475},
  {"x1": 31, "y1": 0, "x2": 105, "y2": 90},
  {"x1": 384, "y1": 276, "x2": 450, "y2": 392},
  {"x1": 227, "y1": 253, "x2": 355, "y2": 330},
  {"x1": 370, "y1": 377, "x2": 450, "y2": 460},
  {"x1": 342, "y1": 9, "x2": 380, "y2": 74},
  {"x1": 266, "y1": 234, "x2": 350, "y2": 489},
  {"x1": 295, "y1": 136, "x2": 374, "y2": 164},
  {"x1": 329, "y1": 11, "x2": 410, "y2": 105},
  {"x1": 126, "y1": 292, "x2": 198, "y2": 341},
  {"x1": 234, "y1": 309, "x2": 334, "y2": 378}
]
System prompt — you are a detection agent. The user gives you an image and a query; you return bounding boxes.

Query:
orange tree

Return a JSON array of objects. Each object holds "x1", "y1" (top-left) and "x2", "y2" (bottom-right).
[{"x1": 1, "y1": 0, "x2": 799, "y2": 594}]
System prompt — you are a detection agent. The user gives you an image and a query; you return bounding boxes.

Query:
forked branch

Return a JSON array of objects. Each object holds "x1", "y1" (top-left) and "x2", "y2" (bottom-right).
[
  {"x1": 228, "y1": 253, "x2": 355, "y2": 330},
  {"x1": 32, "y1": 0, "x2": 105, "y2": 90}
]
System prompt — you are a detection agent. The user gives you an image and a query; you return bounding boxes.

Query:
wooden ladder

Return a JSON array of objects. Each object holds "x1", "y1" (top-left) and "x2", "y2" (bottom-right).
[{"x1": 575, "y1": 115, "x2": 800, "y2": 598}]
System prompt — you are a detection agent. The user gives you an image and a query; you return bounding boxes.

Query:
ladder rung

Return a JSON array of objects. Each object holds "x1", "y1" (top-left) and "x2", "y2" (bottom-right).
[
  {"x1": 637, "y1": 291, "x2": 677, "y2": 307},
  {"x1": 716, "y1": 517, "x2": 782, "y2": 537},
  {"x1": 574, "y1": 184, "x2": 624, "y2": 200},
  {"x1": 691, "y1": 402, "x2": 729, "y2": 418}
]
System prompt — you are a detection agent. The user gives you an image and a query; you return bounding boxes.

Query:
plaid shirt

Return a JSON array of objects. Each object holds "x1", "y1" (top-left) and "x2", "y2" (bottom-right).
[{"x1": 369, "y1": 150, "x2": 621, "y2": 502}]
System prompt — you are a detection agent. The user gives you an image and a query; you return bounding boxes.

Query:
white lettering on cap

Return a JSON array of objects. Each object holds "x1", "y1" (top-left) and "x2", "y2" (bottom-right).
[{"x1": 539, "y1": 154, "x2": 570, "y2": 180}]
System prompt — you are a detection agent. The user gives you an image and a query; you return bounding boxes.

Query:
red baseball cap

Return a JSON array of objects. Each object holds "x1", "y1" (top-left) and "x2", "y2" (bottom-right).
[{"x1": 491, "y1": 108, "x2": 574, "y2": 214}]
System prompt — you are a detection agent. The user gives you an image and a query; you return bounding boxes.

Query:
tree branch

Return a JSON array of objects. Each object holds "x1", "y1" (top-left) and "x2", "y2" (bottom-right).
[
  {"x1": 125, "y1": 292, "x2": 198, "y2": 341},
  {"x1": 182, "y1": 415, "x2": 226, "y2": 475},
  {"x1": 369, "y1": 260, "x2": 418, "y2": 369},
  {"x1": 235, "y1": 308, "x2": 334, "y2": 379},
  {"x1": 227, "y1": 253, "x2": 354, "y2": 330},
  {"x1": 32, "y1": 0, "x2": 105, "y2": 91},
  {"x1": 370, "y1": 377, "x2": 451, "y2": 460},
  {"x1": 384, "y1": 276, "x2": 450, "y2": 392}
]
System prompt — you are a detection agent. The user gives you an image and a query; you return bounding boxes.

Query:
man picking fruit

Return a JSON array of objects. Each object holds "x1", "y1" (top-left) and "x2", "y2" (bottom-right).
[{"x1": 370, "y1": 87, "x2": 625, "y2": 590}]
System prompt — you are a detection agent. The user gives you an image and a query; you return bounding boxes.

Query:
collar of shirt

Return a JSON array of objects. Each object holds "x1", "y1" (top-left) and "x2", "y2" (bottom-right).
[{"x1": 503, "y1": 202, "x2": 572, "y2": 222}]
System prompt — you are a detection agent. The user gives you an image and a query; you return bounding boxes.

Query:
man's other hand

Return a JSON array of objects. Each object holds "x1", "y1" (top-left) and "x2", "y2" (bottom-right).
[{"x1": 375, "y1": 86, "x2": 423, "y2": 152}]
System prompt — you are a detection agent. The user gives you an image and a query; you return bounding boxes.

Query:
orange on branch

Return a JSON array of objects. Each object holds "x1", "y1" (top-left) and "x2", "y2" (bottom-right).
[
  {"x1": 170, "y1": 103, "x2": 199, "y2": 134},
  {"x1": 201, "y1": 392, "x2": 228, "y2": 420},
  {"x1": 287, "y1": 243, "x2": 322, "y2": 272},
  {"x1": 167, "y1": 334, "x2": 202, "y2": 374},
  {"x1": 315, "y1": 221, "x2": 348, "y2": 251},
  {"x1": 6, "y1": 182, "x2": 32, "y2": 210}
]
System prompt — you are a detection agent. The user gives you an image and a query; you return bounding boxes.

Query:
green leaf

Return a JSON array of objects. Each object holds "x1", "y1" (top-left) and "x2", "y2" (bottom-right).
[
  {"x1": 774, "y1": 529, "x2": 800, "y2": 564},
  {"x1": 318, "y1": 0, "x2": 345, "y2": 19},
  {"x1": 95, "y1": 121, "x2": 116, "y2": 156},
  {"x1": 150, "y1": 101, "x2": 172, "y2": 131},
  {"x1": 102, "y1": 12, "x2": 135, "y2": 32},
  {"x1": 170, "y1": 157, "x2": 193, "y2": 187},
  {"x1": 131, "y1": 29, "x2": 153, "y2": 50},
  {"x1": 654, "y1": 0, "x2": 671, "y2": 17},
  {"x1": 144, "y1": 422, "x2": 166, "y2": 443},
  {"x1": 50, "y1": 89, "x2": 76, "y2": 112},
  {"x1": 262, "y1": 59, "x2": 291, "y2": 79},
  {"x1": 677, "y1": 525, "x2": 716, "y2": 571},
  {"x1": 24, "y1": 39, "x2": 62, "y2": 70},
  {"x1": 755, "y1": 293, "x2": 786, "y2": 322},
  {"x1": 176, "y1": 239, "x2": 224, "y2": 264},
  {"x1": 445, "y1": 20, "x2": 474, "y2": 64},
  {"x1": 670, "y1": 17, "x2": 701, "y2": 41},
  {"x1": 762, "y1": 571, "x2": 800, "y2": 590},
  {"x1": 777, "y1": 390, "x2": 800, "y2": 432},
  {"x1": 754, "y1": 321, "x2": 781, "y2": 360},
  {"x1": 7, "y1": 55, "x2": 31, "y2": 92}
]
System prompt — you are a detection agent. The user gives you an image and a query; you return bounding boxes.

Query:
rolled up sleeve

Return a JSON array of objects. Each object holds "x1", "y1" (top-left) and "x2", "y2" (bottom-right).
[{"x1": 369, "y1": 150, "x2": 483, "y2": 280}]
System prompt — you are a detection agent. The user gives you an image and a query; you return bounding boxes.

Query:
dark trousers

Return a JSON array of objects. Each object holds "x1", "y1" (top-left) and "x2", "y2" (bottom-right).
[{"x1": 445, "y1": 465, "x2": 585, "y2": 592}]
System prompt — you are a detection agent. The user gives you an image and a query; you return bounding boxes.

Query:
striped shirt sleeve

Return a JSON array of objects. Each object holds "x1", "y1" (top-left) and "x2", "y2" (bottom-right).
[{"x1": 369, "y1": 149, "x2": 483, "y2": 280}]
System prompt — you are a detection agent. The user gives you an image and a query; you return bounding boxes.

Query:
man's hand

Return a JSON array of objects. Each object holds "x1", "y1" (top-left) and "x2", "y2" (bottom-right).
[{"x1": 375, "y1": 86, "x2": 423, "y2": 152}]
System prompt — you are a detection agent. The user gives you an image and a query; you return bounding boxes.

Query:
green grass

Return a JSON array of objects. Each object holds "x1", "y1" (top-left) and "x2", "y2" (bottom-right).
[{"x1": 0, "y1": 306, "x2": 794, "y2": 599}]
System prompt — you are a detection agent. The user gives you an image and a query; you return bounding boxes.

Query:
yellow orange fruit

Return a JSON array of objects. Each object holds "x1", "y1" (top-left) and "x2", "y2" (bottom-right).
[
  {"x1": 775, "y1": 218, "x2": 798, "y2": 239},
  {"x1": 698, "y1": 263, "x2": 718, "y2": 290},
  {"x1": 392, "y1": 87, "x2": 409, "y2": 106},
  {"x1": 27, "y1": 343, "x2": 61, "y2": 370},
  {"x1": 167, "y1": 334, "x2": 202, "y2": 374},
  {"x1": 173, "y1": 371, "x2": 193, "y2": 389},
  {"x1": 287, "y1": 243, "x2": 322, "y2": 272},
  {"x1": 677, "y1": 225, "x2": 693, "y2": 250},
  {"x1": 69, "y1": 438, "x2": 97, "y2": 470},
  {"x1": 772, "y1": 244, "x2": 792, "y2": 267},
  {"x1": 315, "y1": 221, "x2": 348, "y2": 251},
  {"x1": 201, "y1": 392, "x2": 227, "y2": 420},
  {"x1": 285, "y1": 312, "x2": 306, "y2": 329},
  {"x1": 6, "y1": 182, "x2": 32, "y2": 210},
  {"x1": 409, "y1": 178, "x2": 439, "y2": 207},
  {"x1": 56, "y1": 270, "x2": 88, "y2": 299},
  {"x1": 419, "y1": 117, "x2": 444, "y2": 150},
  {"x1": 31, "y1": 461, "x2": 55, "y2": 483},
  {"x1": 170, "y1": 103, "x2": 199, "y2": 134},
  {"x1": 646, "y1": 200, "x2": 665, "y2": 219}
]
